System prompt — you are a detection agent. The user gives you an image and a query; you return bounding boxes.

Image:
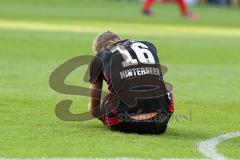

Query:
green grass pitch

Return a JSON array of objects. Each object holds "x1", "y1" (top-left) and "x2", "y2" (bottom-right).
[{"x1": 0, "y1": 0, "x2": 240, "y2": 159}]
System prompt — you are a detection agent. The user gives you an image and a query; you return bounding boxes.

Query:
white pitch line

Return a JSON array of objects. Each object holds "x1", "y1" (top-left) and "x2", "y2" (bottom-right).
[
  {"x1": 1, "y1": 132, "x2": 240, "y2": 160},
  {"x1": 199, "y1": 131, "x2": 240, "y2": 160}
]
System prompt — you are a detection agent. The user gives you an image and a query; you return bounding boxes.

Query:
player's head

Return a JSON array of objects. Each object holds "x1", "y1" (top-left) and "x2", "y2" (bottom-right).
[{"x1": 92, "y1": 31, "x2": 121, "y2": 54}]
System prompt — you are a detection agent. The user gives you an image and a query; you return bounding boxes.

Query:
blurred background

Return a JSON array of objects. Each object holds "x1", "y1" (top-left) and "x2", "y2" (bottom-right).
[{"x1": 0, "y1": 0, "x2": 240, "y2": 158}]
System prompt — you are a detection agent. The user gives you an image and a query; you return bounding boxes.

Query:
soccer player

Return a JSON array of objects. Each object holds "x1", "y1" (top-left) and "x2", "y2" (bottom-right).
[
  {"x1": 143, "y1": 0, "x2": 199, "y2": 19},
  {"x1": 89, "y1": 31, "x2": 174, "y2": 134}
]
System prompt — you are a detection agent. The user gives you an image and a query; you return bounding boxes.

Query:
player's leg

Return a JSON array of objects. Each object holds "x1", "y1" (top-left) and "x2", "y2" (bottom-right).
[
  {"x1": 143, "y1": 0, "x2": 155, "y2": 15},
  {"x1": 176, "y1": 0, "x2": 199, "y2": 19},
  {"x1": 100, "y1": 93, "x2": 121, "y2": 127}
]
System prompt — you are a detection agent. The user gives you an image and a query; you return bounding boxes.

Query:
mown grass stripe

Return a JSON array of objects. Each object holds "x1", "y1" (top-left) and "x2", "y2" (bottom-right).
[
  {"x1": 0, "y1": 158, "x2": 209, "y2": 160},
  {"x1": 1, "y1": 20, "x2": 240, "y2": 37}
]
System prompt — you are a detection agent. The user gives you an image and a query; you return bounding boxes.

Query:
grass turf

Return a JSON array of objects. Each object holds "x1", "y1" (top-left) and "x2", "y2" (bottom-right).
[{"x1": 0, "y1": 0, "x2": 240, "y2": 159}]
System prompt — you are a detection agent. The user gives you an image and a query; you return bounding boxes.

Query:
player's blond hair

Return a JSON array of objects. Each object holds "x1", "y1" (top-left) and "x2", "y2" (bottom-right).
[{"x1": 92, "y1": 31, "x2": 121, "y2": 54}]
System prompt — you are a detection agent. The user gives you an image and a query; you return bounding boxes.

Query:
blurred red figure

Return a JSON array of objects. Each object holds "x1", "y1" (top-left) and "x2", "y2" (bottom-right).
[{"x1": 143, "y1": 0, "x2": 199, "y2": 19}]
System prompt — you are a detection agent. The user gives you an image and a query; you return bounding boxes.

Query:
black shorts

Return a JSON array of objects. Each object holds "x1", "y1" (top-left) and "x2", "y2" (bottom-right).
[
  {"x1": 101, "y1": 93, "x2": 174, "y2": 134},
  {"x1": 108, "y1": 113, "x2": 172, "y2": 134}
]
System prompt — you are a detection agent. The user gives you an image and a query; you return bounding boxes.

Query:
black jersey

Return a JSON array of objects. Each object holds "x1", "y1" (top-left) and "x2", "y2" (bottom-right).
[{"x1": 89, "y1": 40, "x2": 170, "y2": 114}]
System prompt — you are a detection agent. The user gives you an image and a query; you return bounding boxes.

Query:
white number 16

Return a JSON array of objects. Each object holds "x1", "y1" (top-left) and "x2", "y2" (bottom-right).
[{"x1": 112, "y1": 42, "x2": 156, "y2": 67}]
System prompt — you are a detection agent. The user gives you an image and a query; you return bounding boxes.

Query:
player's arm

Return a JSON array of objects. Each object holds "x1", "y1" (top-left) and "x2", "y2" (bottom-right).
[
  {"x1": 89, "y1": 79, "x2": 103, "y2": 121},
  {"x1": 88, "y1": 56, "x2": 104, "y2": 121}
]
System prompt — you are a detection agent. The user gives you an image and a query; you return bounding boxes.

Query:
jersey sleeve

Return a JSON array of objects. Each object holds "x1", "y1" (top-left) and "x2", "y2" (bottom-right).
[{"x1": 89, "y1": 56, "x2": 104, "y2": 84}]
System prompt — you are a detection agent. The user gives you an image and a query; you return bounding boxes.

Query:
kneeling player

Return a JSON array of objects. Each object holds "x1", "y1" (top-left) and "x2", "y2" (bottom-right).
[{"x1": 89, "y1": 31, "x2": 174, "y2": 134}]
